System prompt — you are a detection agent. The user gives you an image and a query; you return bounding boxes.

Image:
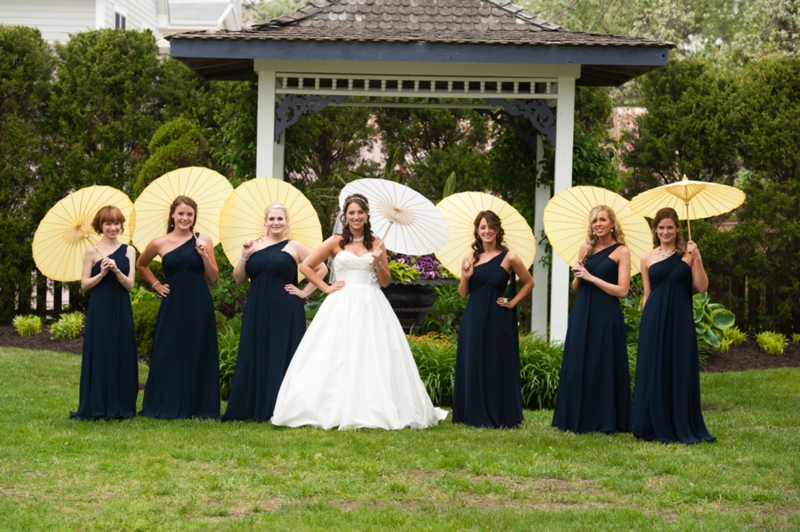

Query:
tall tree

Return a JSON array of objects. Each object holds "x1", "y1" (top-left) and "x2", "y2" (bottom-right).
[{"x1": 0, "y1": 26, "x2": 55, "y2": 321}]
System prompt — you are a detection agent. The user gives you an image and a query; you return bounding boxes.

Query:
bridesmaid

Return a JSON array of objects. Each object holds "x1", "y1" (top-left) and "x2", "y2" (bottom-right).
[
  {"x1": 71, "y1": 206, "x2": 138, "y2": 420},
  {"x1": 633, "y1": 207, "x2": 715, "y2": 444},
  {"x1": 453, "y1": 210, "x2": 534, "y2": 428},
  {"x1": 551, "y1": 205, "x2": 632, "y2": 434},
  {"x1": 137, "y1": 195, "x2": 220, "y2": 419},
  {"x1": 220, "y1": 203, "x2": 326, "y2": 422}
]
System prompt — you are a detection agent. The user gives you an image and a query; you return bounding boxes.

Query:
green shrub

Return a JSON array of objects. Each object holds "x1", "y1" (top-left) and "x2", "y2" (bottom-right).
[
  {"x1": 792, "y1": 333, "x2": 800, "y2": 345},
  {"x1": 218, "y1": 324, "x2": 241, "y2": 401},
  {"x1": 723, "y1": 326, "x2": 748, "y2": 347},
  {"x1": 215, "y1": 311, "x2": 228, "y2": 332},
  {"x1": 718, "y1": 338, "x2": 732, "y2": 353},
  {"x1": 407, "y1": 333, "x2": 456, "y2": 406},
  {"x1": 755, "y1": 332, "x2": 788, "y2": 356},
  {"x1": 50, "y1": 312, "x2": 85, "y2": 340},
  {"x1": 693, "y1": 293, "x2": 736, "y2": 351},
  {"x1": 304, "y1": 301, "x2": 322, "y2": 326},
  {"x1": 132, "y1": 296, "x2": 161, "y2": 363},
  {"x1": 388, "y1": 260, "x2": 421, "y2": 282},
  {"x1": 12, "y1": 315, "x2": 43, "y2": 337},
  {"x1": 421, "y1": 284, "x2": 467, "y2": 334},
  {"x1": 519, "y1": 334, "x2": 564, "y2": 410}
]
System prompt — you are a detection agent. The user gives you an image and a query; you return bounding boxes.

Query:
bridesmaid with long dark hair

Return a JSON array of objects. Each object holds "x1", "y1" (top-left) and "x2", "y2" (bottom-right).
[
  {"x1": 137, "y1": 195, "x2": 220, "y2": 419},
  {"x1": 633, "y1": 207, "x2": 715, "y2": 444},
  {"x1": 552, "y1": 205, "x2": 632, "y2": 434},
  {"x1": 453, "y1": 210, "x2": 534, "y2": 428},
  {"x1": 220, "y1": 203, "x2": 326, "y2": 422},
  {"x1": 71, "y1": 206, "x2": 138, "y2": 420}
]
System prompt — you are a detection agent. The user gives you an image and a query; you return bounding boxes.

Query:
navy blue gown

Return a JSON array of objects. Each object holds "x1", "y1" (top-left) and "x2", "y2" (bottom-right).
[
  {"x1": 71, "y1": 245, "x2": 138, "y2": 420},
  {"x1": 221, "y1": 241, "x2": 306, "y2": 422},
  {"x1": 141, "y1": 236, "x2": 220, "y2": 419},
  {"x1": 552, "y1": 244, "x2": 632, "y2": 434},
  {"x1": 453, "y1": 251, "x2": 523, "y2": 428},
  {"x1": 633, "y1": 253, "x2": 715, "y2": 444}
]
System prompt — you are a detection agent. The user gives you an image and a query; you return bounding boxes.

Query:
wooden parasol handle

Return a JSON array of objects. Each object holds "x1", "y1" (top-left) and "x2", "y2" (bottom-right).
[{"x1": 369, "y1": 221, "x2": 394, "y2": 265}]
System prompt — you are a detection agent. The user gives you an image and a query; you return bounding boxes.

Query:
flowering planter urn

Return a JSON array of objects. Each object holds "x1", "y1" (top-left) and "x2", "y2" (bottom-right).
[{"x1": 381, "y1": 279, "x2": 458, "y2": 333}]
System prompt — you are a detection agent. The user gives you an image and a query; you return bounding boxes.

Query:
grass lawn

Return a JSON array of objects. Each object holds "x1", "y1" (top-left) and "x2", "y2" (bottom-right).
[{"x1": 0, "y1": 347, "x2": 798, "y2": 530}]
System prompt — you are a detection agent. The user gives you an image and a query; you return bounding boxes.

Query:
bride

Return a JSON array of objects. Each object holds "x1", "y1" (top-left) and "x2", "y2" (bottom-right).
[{"x1": 271, "y1": 193, "x2": 448, "y2": 430}]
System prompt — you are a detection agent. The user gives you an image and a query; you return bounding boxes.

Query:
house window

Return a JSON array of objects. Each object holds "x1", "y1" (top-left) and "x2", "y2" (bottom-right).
[{"x1": 115, "y1": 13, "x2": 126, "y2": 29}]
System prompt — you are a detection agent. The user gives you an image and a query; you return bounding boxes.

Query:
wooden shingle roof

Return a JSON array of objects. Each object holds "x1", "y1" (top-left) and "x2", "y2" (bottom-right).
[{"x1": 167, "y1": 0, "x2": 673, "y2": 86}]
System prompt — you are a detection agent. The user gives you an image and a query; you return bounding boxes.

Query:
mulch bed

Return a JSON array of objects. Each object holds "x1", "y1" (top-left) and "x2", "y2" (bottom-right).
[
  {"x1": 1, "y1": 324, "x2": 799, "y2": 372},
  {"x1": 0, "y1": 324, "x2": 83, "y2": 355}
]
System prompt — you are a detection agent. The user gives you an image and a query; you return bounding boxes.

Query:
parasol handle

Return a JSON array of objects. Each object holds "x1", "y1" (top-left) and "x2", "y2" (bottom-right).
[
  {"x1": 369, "y1": 220, "x2": 394, "y2": 265},
  {"x1": 685, "y1": 201, "x2": 692, "y2": 241}
]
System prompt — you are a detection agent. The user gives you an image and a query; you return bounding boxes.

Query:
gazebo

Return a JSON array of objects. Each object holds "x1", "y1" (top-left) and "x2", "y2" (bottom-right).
[{"x1": 166, "y1": 0, "x2": 672, "y2": 341}]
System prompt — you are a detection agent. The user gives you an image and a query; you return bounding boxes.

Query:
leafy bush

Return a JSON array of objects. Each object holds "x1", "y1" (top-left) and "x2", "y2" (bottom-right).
[
  {"x1": 724, "y1": 326, "x2": 748, "y2": 347},
  {"x1": 208, "y1": 245, "x2": 250, "y2": 318},
  {"x1": 388, "y1": 260, "x2": 421, "y2": 282},
  {"x1": 792, "y1": 333, "x2": 800, "y2": 346},
  {"x1": 50, "y1": 312, "x2": 85, "y2": 340},
  {"x1": 421, "y1": 284, "x2": 467, "y2": 334},
  {"x1": 693, "y1": 293, "x2": 736, "y2": 351},
  {"x1": 519, "y1": 335, "x2": 564, "y2": 410},
  {"x1": 304, "y1": 301, "x2": 322, "y2": 326},
  {"x1": 218, "y1": 324, "x2": 241, "y2": 401},
  {"x1": 407, "y1": 333, "x2": 456, "y2": 406},
  {"x1": 12, "y1": 315, "x2": 43, "y2": 337},
  {"x1": 132, "y1": 297, "x2": 161, "y2": 363},
  {"x1": 756, "y1": 332, "x2": 788, "y2": 356}
]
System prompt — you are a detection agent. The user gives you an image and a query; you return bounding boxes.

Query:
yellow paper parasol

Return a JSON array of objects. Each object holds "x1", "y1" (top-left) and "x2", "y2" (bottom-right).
[
  {"x1": 339, "y1": 178, "x2": 449, "y2": 256},
  {"x1": 435, "y1": 192, "x2": 535, "y2": 278},
  {"x1": 542, "y1": 186, "x2": 652, "y2": 275},
  {"x1": 218, "y1": 177, "x2": 323, "y2": 269},
  {"x1": 132, "y1": 167, "x2": 233, "y2": 258},
  {"x1": 32, "y1": 186, "x2": 136, "y2": 281},
  {"x1": 629, "y1": 175, "x2": 745, "y2": 240}
]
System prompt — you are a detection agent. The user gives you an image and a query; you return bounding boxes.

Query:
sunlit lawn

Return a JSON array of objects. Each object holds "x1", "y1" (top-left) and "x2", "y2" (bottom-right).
[{"x1": 0, "y1": 347, "x2": 798, "y2": 530}]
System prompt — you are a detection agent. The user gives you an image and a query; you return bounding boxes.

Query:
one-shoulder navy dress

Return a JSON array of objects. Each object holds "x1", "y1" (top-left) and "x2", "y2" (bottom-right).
[
  {"x1": 71, "y1": 245, "x2": 138, "y2": 420},
  {"x1": 453, "y1": 251, "x2": 523, "y2": 428},
  {"x1": 221, "y1": 241, "x2": 306, "y2": 422},
  {"x1": 552, "y1": 244, "x2": 632, "y2": 434},
  {"x1": 633, "y1": 253, "x2": 715, "y2": 444},
  {"x1": 141, "y1": 236, "x2": 219, "y2": 419}
]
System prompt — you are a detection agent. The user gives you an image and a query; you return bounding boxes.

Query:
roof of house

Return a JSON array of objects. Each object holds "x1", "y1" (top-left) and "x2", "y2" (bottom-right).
[{"x1": 167, "y1": 0, "x2": 673, "y2": 86}]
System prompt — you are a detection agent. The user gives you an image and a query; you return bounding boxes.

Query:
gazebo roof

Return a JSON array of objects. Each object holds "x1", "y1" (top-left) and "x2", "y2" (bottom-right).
[{"x1": 168, "y1": 0, "x2": 673, "y2": 86}]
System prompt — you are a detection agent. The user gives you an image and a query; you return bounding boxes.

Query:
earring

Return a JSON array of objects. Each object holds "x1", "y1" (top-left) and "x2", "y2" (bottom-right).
[
  {"x1": 344, "y1": 220, "x2": 349, "y2": 227},
  {"x1": 611, "y1": 227, "x2": 615, "y2": 233},
  {"x1": 285, "y1": 225, "x2": 290, "y2": 236},
  {"x1": 592, "y1": 231, "x2": 596, "y2": 236}
]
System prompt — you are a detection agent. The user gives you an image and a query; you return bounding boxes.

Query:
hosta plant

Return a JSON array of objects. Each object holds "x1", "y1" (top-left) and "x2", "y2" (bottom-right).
[
  {"x1": 12, "y1": 315, "x2": 43, "y2": 337},
  {"x1": 756, "y1": 331, "x2": 788, "y2": 356},
  {"x1": 50, "y1": 312, "x2": 86, "y2": 340},
  {"x1": 693, "y1": 293, "x2": 735, "y2": 351}
]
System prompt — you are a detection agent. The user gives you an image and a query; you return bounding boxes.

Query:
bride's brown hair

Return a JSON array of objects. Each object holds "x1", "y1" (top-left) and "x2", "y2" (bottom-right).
[{"x1": 339, "y1": 193, "x2": 375, "y2": 250}]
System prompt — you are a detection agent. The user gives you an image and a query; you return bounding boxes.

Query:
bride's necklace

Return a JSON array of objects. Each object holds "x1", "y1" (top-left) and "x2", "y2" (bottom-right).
[
  {"x1": 351, "y1": 236, "x2": 364, "y2": 243},
  {"x1": 658, "y1": 247, "x2": 676, "y2": 259}
]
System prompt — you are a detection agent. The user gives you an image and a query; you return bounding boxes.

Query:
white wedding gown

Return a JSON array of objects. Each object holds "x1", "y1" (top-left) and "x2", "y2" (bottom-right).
[{"x1": 271, "y1": 250, "x2": 448, "y2": 430}]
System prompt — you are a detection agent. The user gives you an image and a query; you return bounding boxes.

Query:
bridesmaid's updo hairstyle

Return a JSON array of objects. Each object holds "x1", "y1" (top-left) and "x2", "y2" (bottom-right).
[
  {"x1": 339, "y1": 193, "x2": 375, "y2": 250},
  {"x1": 167, "y1": 195, "x2": 198, "y2": 234},
  {"x1": 583, "y1": 205, "x2": 626, "y2": 260},
  {"x1": 652, "y1": 207, "x2": 687, "y2": 256},
  {"x1": 265, "y1": 203, "x2": 290, "y2": 235},
  {"x1": 92, "y1": 205, "x2": 126, "y2": 234},
  {"x1": 471, "y1": 210, "x2": 507, "y2": 264}
]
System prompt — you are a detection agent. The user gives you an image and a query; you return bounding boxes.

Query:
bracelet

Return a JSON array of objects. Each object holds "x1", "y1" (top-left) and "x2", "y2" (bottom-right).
[
  {"x1": 152, "y1": 281, "x2": 161, "y2": 290},
  {"x1": 240, "y1": 256, "x2": 249, "y2": 262},
  {"x1": 375, "y1": 261, "x2": 384, "y2": 271}
]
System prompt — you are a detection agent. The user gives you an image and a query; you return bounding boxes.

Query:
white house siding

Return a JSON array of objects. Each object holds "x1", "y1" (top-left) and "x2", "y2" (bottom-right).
[
  {"x1": 0, "y1": 0, "x2": 95, "y2": 43},
  {"x1": 104, "y1": 0, "x2": 158, "y2": 34}
]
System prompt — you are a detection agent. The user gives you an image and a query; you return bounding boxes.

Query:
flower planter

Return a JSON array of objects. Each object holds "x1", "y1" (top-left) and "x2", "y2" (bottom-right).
[{"x1": 381, "y1": 279, "x2": 458, "y2": 333}]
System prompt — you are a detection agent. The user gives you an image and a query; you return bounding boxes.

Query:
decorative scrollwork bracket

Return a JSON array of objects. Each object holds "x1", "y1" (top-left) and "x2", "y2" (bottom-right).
[
  {"x1": 484, "y1": 99, "x2": 557, "y2": 148},
  {"x1": 274, "y1": 94, "x2": 347, "y2": 142}
]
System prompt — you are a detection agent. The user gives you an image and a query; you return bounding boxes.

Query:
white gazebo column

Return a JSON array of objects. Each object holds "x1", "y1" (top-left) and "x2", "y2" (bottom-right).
[
  {"x1": 255, "y1": 68, "x2": 285, "y2": 180},
  {"x1": 549, "y1": 76, "x2": 576, "y2": 342},
  {"x1": 531, "y1": 134, "x2": 550, "y2": 336}
]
